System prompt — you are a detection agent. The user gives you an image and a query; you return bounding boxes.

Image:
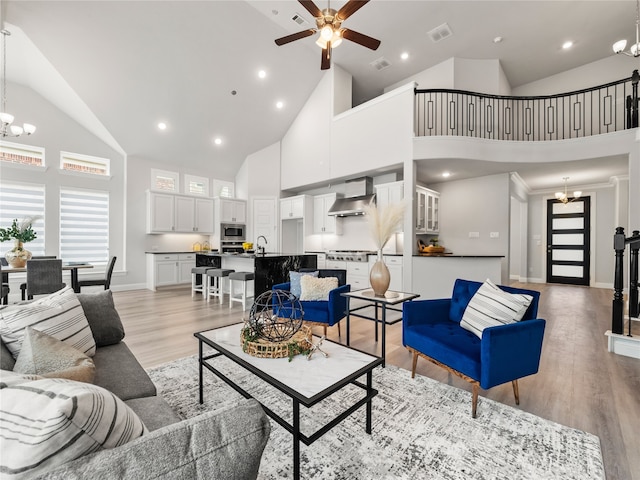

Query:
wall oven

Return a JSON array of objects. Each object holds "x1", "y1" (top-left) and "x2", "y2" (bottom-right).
[{"x1": 221, "y1": 223, "x2": 245, "y2": 241}]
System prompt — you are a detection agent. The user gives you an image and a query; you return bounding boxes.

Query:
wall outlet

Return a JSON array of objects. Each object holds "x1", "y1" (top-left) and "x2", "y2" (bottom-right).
[
  {"x1": 469, "y1": 231, "x2": 480, "y2": 238},
  {"x1": 490, "y1": 232, "x2": 499, "y2": 238}
]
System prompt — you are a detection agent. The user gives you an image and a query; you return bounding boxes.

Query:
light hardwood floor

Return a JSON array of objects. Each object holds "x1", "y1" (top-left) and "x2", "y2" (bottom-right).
[{"x1": 113, "y1": 283, "x2": 640, "y2": 480}]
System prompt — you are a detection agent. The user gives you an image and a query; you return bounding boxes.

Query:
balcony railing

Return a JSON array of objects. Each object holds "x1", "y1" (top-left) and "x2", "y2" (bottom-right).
[{"x1": 415, "y1": 70, "x2": 639, "y2": 141}]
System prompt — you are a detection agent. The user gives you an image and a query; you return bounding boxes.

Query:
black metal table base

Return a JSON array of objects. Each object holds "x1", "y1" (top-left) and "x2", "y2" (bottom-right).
[{"x1": 197, "y1": 341, "x2": 379, "y2": 480}]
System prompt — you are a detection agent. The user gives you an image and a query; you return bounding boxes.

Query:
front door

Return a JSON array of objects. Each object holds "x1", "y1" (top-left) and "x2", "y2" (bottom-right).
[{"x1": 546, "y1": 196, "x2": 590, "y2": 285}]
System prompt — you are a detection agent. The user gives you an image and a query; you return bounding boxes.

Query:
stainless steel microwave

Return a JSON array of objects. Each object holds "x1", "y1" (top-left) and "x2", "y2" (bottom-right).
[{"x1": 221, "y1": 223, "x2": 245, "y2": 241}]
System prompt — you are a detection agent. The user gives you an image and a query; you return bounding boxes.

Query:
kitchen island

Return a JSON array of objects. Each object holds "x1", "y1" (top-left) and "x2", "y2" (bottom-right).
[{"x1": 196, "y1": 252, "x2": 317, "y2": 297}]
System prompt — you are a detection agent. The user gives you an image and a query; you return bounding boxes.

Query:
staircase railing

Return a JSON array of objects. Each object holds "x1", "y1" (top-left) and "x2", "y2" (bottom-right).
[
  {"x1": 415, "y1": 70, "x2": 639, "y2": 141},
  {"x1": 612, "y1": 227, "x2": 640, "y2": 335}
]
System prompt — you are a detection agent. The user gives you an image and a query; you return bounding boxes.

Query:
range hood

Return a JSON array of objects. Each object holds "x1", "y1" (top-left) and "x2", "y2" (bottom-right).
[{"x1": 328, "y1": 177, "x2": 376, "y2": 217}]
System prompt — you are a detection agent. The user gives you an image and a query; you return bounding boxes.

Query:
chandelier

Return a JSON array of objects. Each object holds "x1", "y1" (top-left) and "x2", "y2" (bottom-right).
[
  {"x1": 1, "y1": 29, "x2": 36, "y2": 137},
  {"x1": 555, "y1": 177, "x2": 582, "y2": 204},
  {"x1": 613, "y1": 0, "x2": 640, "y2": 57}
]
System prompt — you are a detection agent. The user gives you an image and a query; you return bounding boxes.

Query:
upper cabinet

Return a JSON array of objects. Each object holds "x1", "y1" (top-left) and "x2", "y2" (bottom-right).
[
  {"x1": 313, "y1": 193, "x2": 342, "y2": 235},
  {"x1": 217, "y1": 198, "x2": 246, "y2": 224},
  {"x1": 147, "y1": 191, "x2": 215, "y2": 234},
  {"x1": 376, "y1": 181, "x2": 404, "y2": 233},
  {"x1": 280, "y1": 195, "x2": 306, "y2": 220},
  {"x1": 415, "y1": 186, "x2": 439, "y2": 234}
]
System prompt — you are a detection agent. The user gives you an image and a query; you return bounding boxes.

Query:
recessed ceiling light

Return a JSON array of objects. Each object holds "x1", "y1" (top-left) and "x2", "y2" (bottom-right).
[
  {"x1": 493, "y1": 36, "x2": 503, "y2": 44},
  {"x1": 258, "y1": 70, "x2": 266, "y2": 79},
  {"x1": 214, "y1": 138, "x2": 222, "y2": 145},
  {"x1": 442, "y1": 172, "x2": 451, "y2": 178},
  {"x1": 276, "y1": 101, "x2": 284, "y2": 109},
  {"x1": 562, "y1": 41, "x2": 573, "y2": 50},
  {"x1": 400, "y1": 52, "x2": 409, "y2": 60},
  {"x1": 157, "y1": 122, "x2": 167, "y2": 130}
]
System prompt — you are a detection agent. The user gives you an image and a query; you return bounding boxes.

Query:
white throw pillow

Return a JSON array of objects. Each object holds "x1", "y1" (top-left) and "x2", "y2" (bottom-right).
[
  {"x1": 300, "y1": 276, "x2": 339, "y2": 301},
  {"x1": 0, "y1": 377, "x2": 147, "y2": 478},
  {"x1": 0, "y1": 286, "x2": 96, "y2": 359},
  {"x1": 460, "y1": 279, "x2": 534, "y2": 338}
]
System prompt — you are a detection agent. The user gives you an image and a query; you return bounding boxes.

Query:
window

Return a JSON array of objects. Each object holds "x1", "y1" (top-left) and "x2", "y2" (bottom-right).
[
  {"x1": 0, "y1": 183, "x2": 46, "y2": 257},
  {"x1": 60, "y1": 151, "x2": 110, "y2": 176},
  {"x1": 184, "y1": 174, "x2": 209, "y2": 196},
  {"x1": 59, "y1": 189, "x2": 109, "y2": 265},
  {"x1": 212, "y1": 179, "x2": 234, "y2": 198},
  {"x1": 151, "y1": 168, "x2": 179, "y2": 192},
  {"x1": 0, "y1": 140, "x2": 45, "y2": 167}
]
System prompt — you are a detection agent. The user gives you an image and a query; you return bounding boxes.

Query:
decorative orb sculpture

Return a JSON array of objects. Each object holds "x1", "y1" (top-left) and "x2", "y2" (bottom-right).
[{"x1": 247, "y1": 289, "x2": 304, "y2": 342}]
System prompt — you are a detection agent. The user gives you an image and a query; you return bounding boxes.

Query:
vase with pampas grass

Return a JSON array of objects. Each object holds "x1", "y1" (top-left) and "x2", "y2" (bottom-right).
[
  {"x1": 364, "y1": 201, "x2": 406, "y2": 297},
  {"x1": 0, "y1": 216, "x2": 40, "y2": 267}
]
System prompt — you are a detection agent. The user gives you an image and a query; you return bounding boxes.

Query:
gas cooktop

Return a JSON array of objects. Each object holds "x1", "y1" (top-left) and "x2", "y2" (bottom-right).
[{"x1": 326, "y1": 250, "x2": 375, "y2": 262}]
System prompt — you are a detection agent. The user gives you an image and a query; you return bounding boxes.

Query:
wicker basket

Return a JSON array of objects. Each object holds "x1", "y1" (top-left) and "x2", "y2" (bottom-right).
[{"x1": 241, "y1": 324, "x2": 312, "y2": 359}]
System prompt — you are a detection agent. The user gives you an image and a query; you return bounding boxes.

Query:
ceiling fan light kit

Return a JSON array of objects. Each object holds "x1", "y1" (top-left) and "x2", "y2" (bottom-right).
[{"x1": 275, "y1": 0, "x2": 381, "y2": 70}]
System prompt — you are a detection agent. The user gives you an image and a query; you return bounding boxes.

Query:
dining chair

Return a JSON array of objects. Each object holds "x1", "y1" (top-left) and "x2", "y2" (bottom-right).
[
  {"x1": 0, "y1": 261, "x2": 9, "y2": 305},
  {"x1": 77, "y1": 256, "x2": 117, "y2": 291},
  {"x1": 19, "y1": 256, "x2": 58, "y2": 300},
  {"x1": 23, "y1": 259, "x2": 66, "y2": 300}
]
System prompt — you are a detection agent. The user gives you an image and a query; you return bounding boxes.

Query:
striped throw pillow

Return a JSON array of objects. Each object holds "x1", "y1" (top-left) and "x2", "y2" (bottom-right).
[
  {"x1": 0, "y1": 377, "x2": 147, "y2": 478},
  {"x1": 460, "y1": 279, "x2": 533, "y2": 338},
  {"x1": 0, "y1": 286, "x2": 96, "y2": 359}
]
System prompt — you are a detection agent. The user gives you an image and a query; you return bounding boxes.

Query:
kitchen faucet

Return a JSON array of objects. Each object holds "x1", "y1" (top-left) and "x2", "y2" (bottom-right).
[{"x1": 257, "y1": 235, "x2": 268, "y2": 255}]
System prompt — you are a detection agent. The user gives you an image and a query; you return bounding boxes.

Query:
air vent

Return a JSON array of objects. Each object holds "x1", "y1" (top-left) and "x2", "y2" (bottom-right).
[
  {"x1": 427, "y1": 22, "x2": 453, "y2": 43},
  {"x1": 370, "y1": 57, "x2": 391, "y2": 71},
  {"x1": 291, "y1": 13, "x2": 308, "y2": 25}
]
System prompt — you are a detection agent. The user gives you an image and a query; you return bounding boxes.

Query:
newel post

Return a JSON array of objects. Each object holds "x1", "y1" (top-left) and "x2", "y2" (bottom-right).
[
  {"x1": 632, "y1": 69, "x2": 639, "y2": 128},
  {"x1": 629, "y1": 230, "x2": 640, "y2": 323},
  {"x1": 612, "y1": 227, "x2": 626, "y2": 334}
]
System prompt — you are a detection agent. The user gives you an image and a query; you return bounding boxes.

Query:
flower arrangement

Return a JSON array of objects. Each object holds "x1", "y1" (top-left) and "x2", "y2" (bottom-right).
[
  {"x1": 0, "y1": 217, "x2": 40, "y2": 244},
  {"x1": 363, "y1": 201, "x2": 406, "y2": 252}
]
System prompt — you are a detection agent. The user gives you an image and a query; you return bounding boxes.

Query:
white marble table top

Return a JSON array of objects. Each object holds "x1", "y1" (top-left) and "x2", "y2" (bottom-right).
[
  {"x1": 342, "y1": 288, "x2": 420, "y2": 305},
  {"x1": 197, "y1": 323, "x2": 380, "y2": 400}
]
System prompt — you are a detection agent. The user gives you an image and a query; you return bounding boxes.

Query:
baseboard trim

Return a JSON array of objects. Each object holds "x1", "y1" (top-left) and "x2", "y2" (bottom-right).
[{"x1": 110, "y1": 283, "x2": 147, "y2": 292}]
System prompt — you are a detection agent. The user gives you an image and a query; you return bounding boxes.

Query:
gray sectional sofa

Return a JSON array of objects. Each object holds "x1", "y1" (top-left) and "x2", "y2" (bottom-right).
[{"x1": 0, "y1": 290, "x2": 271, "y2": 479}]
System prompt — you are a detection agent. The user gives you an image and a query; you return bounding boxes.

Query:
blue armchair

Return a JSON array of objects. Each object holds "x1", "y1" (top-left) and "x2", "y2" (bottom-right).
[
  {"x1": 403, "y1": 278, "x2": 545, "y2": 417},
  {"x1": 273, "y1": 269, "x2": 350, "y2": 336}
]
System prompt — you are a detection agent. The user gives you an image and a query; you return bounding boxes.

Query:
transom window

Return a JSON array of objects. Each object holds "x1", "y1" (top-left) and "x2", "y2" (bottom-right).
[
  {"x1": 151, "y1": 168, "x2": 179, "y2": 192},
  {"x1": 0, "y1": 141, "x2": 45, "y2": 167},
  {"x1": 60, "y1": 151, "x2": 110, "y2": 176}
]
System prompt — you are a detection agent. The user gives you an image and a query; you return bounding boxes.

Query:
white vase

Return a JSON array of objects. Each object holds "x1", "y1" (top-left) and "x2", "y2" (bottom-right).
[
  {"x1": 369, "y1": 250, "x2": 390, "y2": 297},
  {"x1": 5, "y1": 240, "x2": 32, "y2": 268}
]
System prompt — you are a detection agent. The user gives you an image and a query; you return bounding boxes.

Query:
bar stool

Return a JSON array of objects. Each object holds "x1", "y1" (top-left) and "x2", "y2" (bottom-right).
[
  {"x1": 229, "y1": 271, "x2": 255, "y2": 311},
  {"x1": 206, "y1": 269, "x2": 234, "y2": 302},
  {"x1": 191, "y1": 266, "x2": 212, "y2": 299}
]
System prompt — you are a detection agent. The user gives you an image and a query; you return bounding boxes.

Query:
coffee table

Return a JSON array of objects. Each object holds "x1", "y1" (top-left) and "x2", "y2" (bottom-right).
[{"x1": 194, "y1": 323, "x2": 383, "y2": 480}]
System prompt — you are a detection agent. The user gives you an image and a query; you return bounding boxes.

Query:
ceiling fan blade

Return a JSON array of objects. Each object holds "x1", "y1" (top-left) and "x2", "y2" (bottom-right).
[
  {"x1": 336, "y1": 0, "x2": 370, "y2": 21},
  {"x1": 275, "y1": 29, "x2": 316, "y2": 46},
  {"x1": 321, "y1": 42, "x2": 332, "y2": 70},
  {"x1": 342, "y1": 28, "x2": 381, "y2": 50},
  {"x1": 298, "y1": 0, "x2": 323, "y2": 18}
]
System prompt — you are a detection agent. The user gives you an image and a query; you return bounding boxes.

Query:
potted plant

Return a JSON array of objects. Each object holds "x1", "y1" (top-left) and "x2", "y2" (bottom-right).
[{"x1": 0, "y1": 216, "x2": 40, "y2": 267}]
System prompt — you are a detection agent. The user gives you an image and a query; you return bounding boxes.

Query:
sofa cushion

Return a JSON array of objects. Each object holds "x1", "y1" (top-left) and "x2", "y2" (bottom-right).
[
  {"x1": 0, "y1": 286, "x2": 96, "y2": 359},
  {"x1": 289, "y1": 270, "x2": 318, "y2": 298},
  {"x1": 1, "y1": 340, "x2": 15, "y2": 371},
  {"x1": 32, "y1": 398, "x2": 271, "y2": 480},
  {"x1": 125, "y1": 396, "x2": 182, "y2": 432},
  {"x1": 460, "y1": 279, "x2": 533, "y2": 338},
  {"x1": 91, "y1": 342, "x2": 157, "y2": 400},
  {"x1": 0, "y1": 369, "x2": 43, "y2": 386},
  {"x1": 13, "y1": 327, "x2": 96, "y2": 383},
  {"x1": 77, "y1": 290, "x2": 125, "y2": 347},
  {"x1": 0, "y1": 377, "x2": 146, "y2": 479},
  {"x1": 300, "y1": 275, "x2": 338, "y2": 301}
]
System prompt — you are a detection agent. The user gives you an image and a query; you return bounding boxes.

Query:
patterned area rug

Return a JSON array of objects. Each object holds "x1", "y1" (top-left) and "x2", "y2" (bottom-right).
[{"x1": 147, "y1": 354, "x2": 604, "y2": 480}]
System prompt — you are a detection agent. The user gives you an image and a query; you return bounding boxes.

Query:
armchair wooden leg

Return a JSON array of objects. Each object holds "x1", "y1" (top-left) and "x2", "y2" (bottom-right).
[
  {"x1": 512, "y1": 380, "x2": 520, "y2": 405},
  {"x1": 472, "y1": 383, "x2": 479, "y2": 418},
  {"x1": 323, "y1": 325, "x2": 327, "y2": 337},
  {"x1": 411, "y1": 350, "x2": 418, "y2": 379},
  {"x1": 337, "y1": 322, "x2": 341, "y2": 337}
]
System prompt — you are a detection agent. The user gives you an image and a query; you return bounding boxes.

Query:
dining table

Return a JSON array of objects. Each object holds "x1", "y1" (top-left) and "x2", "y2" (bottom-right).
[{"x1": 2, "y1": 263, "x2": 94, "y2": 294}]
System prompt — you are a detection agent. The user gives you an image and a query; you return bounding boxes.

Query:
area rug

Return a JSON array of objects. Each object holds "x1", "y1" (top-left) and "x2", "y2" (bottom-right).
[{"x1": 147, "y1": 354, "x2": 605, "y2": 480}]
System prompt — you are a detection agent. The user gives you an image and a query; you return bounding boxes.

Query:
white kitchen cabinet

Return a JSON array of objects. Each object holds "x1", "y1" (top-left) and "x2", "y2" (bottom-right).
[
  {"x1": 376, "y1": 181, "x2": 404, "y2": 233},
  {"x1": 325, "y1": 260, "x2": 346, "y2": 270},
  {"x1": 368, "y1": 255, "x2": 403, "y2": 292},
  {"x1": 280, "y1": 195, "x2": 306, "y2": 220},
  {"x1": 347, "y1": 261, "x2": 370, "y2": 290},
  {"x1": 415, "y1": 186, "x2": 439, "y2": 234},
  {"x1": 315, "y1": 253, "x2": 327, "y2": 269},
  {"x1": 218, "y1": 198, "x2": 246, "y2": 224},
  {"x1": 147, "y1": 192, "x2": 176, "y2": 233},
  {"x1": 175, "y1": 196, "x2": 195, "y2": 232},
  {"x1": 313, "y1": 193, "x2": 342, "y2": 235},
  {"x1": 146, "y1": 253, "x2": 195, "y2": 291},
  {"x1": 194, "y1": 198, "x2": 215, "y2": 233}
]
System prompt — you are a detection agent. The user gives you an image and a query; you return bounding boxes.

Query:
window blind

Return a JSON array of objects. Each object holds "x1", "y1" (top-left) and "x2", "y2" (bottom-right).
[{"x1": 0, "y1": 183, "x2": 46, "y2": 257}]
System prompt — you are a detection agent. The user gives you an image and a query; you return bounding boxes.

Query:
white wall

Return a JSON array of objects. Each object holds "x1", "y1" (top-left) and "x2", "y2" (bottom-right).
[{"x1": 385, "y1": 58, "x2": 455, "y2": 92}]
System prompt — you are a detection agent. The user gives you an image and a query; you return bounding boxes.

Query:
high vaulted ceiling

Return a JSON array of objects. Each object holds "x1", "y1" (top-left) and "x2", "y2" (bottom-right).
[{"x1": 2, "y1": 1, "x2": 635, "y2": 187}]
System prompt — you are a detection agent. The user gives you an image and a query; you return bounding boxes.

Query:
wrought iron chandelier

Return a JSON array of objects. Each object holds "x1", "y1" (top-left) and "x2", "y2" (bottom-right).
[
  {"x1": 555, "y1": 177, "x2": 582, "y2": 204},
  {"x1": 613, "y1": 0, "x2": 640, "y2": 57},
  {"x1": 1, "y1": 29, "x2": 36, "y2": 137}
]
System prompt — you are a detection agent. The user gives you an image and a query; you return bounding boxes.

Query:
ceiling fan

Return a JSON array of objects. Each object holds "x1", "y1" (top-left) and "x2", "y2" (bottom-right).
[{"x1": 274, "y1": 0, "x2": 381, "y2": 70}]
